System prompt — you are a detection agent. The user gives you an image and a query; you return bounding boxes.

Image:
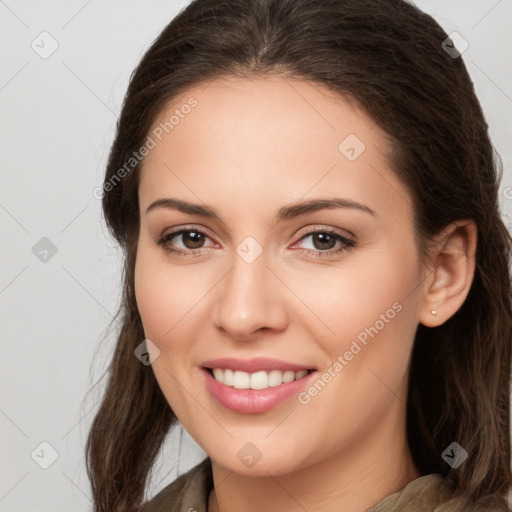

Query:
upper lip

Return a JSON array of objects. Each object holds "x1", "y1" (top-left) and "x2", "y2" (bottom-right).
[{"x1": 201, "y1": 357, "x2": 316, "y2": 373}]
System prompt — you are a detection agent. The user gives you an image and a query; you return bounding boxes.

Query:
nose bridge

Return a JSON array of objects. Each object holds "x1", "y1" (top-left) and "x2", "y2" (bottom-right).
[{"x1": 213, "y1": 242, "x2": 287, "y2": 338}]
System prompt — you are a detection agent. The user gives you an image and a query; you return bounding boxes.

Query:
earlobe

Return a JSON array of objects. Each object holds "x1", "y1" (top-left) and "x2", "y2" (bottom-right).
[{"x1": 419, "y1": 219, "x2": 477, "y2": 328}]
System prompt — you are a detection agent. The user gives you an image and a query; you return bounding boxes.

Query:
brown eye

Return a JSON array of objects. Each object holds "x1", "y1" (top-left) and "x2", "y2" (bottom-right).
[
  {"x1": 310, "y1": 232, "x2": 337, "y2": 251},
  {"x1": 157, "y1": 227, "x2": 215, "y2": 256},
  {"x1": 179, "y1": 230, "x2": 206, "y2": 249},
  {"x1": 292, "y1": 228, "x2": 356, "y2": 259}
]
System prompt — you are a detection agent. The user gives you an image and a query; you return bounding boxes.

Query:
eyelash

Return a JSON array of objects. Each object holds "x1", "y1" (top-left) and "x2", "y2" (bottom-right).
[{"x1": 156, "y1": 226, "x2": 356, "y2": 259}]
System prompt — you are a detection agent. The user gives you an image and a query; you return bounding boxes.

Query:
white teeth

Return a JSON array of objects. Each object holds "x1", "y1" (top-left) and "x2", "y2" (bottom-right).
[
  {"x1": 282, "y1": 370, "x2": 295, "y2": 383},
  {"x1": 223, "y1": 368, "x2": 234, "y2": 386},
  {"x1": 233, "y1": 370, "x2": 250, "y2": 389},
  {"x1": 268, "y1": 369, "x2": 284, "y2": 387},
  {"x1": 210, "y1": 368, "x2": 310, "y2": 389},
  {"x1": 250, "y1": 370, "x2": 268, "y2": 390}
]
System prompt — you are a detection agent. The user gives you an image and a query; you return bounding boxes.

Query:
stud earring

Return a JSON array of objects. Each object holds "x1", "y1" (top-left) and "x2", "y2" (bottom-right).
[{"x1": 431, "y1": 310, "x2": 437, "y2": 316}]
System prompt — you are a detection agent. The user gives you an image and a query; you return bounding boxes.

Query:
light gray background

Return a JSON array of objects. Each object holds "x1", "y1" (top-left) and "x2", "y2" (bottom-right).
[{"x1": 1, "y1": 1, "x2": 511, "y2": 510}]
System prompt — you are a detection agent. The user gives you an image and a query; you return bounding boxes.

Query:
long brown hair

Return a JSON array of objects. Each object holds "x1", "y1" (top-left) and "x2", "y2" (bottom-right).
[{"x1": 86, "y1": 0, "x2": 512, "y2": 510}]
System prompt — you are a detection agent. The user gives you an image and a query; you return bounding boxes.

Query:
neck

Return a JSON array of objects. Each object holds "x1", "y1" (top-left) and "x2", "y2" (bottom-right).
[{"x1": 207, "y1": 402, "x2": 420, "y2": 512}]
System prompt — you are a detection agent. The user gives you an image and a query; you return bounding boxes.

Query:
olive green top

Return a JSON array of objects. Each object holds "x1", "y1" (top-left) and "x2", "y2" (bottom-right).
[{"x1": 140, "y1": 457, "x2": 501, "y2": 512}]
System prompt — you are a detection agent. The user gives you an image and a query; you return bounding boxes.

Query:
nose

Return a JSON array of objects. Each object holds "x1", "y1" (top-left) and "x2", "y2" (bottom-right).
[{"x1": 212, "y1": 247, "x2": 289, "y2": 341}]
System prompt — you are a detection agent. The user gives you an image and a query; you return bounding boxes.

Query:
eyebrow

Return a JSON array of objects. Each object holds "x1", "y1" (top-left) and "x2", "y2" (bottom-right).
[{"x1": 145, "y1": 197, "x2": 377, "y2": 222}]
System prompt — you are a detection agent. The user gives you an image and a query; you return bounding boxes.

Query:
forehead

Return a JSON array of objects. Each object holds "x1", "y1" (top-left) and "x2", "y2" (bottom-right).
[
  {"x1": 146, "y1": 75, "x2": 384, "y2": 161},
  {"x1": 138, "y1": 75, "x2": 412, "y2": 225}
]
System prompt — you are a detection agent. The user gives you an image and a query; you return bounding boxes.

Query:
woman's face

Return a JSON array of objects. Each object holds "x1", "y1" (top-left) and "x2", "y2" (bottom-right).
[{"x1": 135, "y1": 75, "x2": 426, "y2": 475}]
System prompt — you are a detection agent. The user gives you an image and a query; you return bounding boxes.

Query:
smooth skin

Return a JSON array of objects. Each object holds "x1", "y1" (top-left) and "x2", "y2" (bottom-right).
[{"x1": 134, "y1": 75, "x2": 477, "y2": 512}]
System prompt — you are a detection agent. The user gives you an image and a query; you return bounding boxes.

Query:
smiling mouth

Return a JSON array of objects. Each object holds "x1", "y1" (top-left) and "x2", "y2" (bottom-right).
[{"x1": 204, "y1": 367, "x2": 315, "y2": 390}]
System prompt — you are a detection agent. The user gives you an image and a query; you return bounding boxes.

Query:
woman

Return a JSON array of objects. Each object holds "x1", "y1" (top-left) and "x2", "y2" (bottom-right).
[{"x1": 86, "y1": 0, "x2": 512, "y2": 511}]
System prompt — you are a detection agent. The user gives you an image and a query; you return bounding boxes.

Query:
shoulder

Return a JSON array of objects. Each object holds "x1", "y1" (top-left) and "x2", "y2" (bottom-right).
[
  {"x1": 368, "y1": 473, "x2": 511, "y2": 512},
  {"x1": 428, "y1": 475, "x2": 511, "y2": 512},
  {"x1": 140, "y1": 457, "x2": 213, "y2": 512}
]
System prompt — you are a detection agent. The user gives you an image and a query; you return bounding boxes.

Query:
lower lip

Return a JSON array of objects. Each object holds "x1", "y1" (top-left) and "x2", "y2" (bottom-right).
[{"x1": 201, "y1": 368, "x2": 317, "y2": 414}]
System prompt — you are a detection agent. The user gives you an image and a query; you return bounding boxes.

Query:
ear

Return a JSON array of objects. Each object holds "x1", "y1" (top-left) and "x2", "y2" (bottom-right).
[{"x1": 418, "y1": 219, "x2": 477, "y2": 327}]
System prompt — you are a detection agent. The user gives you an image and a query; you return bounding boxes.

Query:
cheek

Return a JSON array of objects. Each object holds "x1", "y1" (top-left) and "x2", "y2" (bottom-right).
[
  {"x1": 134, "y1": 247, "x2": 197, "y2": 413},
  {"x1": 134, "y1": 244, "x2": 217, "y2": 356},
  {"x1": 288, "y1": 254, "x2": 421, "y2": 413},
  {"x1": 330, "y1": 260, "x2": 420, "y2": 387},
  {"x1": 134, "y1": 251, "x2": 164, "y2": 339},
  {"x1": 287, "y1": 252, "x2": 418, "y2": 350},
  {"x1": 134, "y1": 245, "x2": 182, "y2": 342}
]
